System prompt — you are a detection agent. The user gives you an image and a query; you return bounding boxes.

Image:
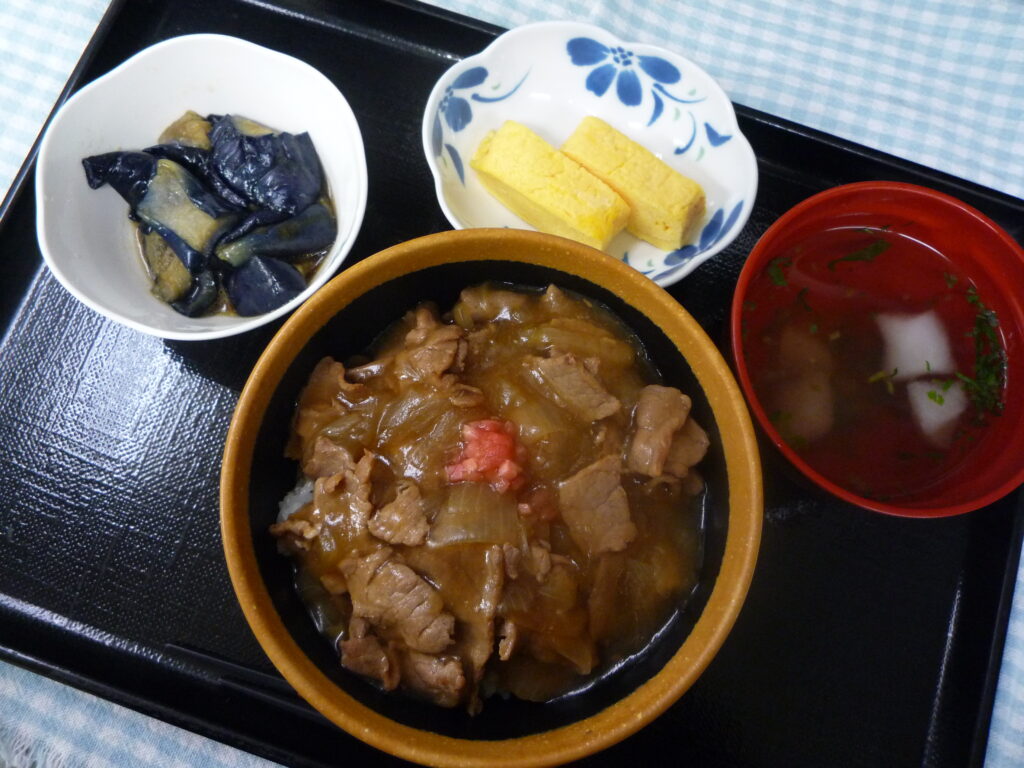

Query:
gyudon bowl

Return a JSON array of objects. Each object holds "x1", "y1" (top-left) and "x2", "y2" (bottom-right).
[{"x1": 221, "y1": 229, "x2": 761, "y2": 766}]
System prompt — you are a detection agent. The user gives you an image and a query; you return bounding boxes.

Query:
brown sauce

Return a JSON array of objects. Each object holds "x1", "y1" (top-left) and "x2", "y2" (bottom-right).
[{"x1": 272, "y1": 283, "x2": 707, "y2": 711}]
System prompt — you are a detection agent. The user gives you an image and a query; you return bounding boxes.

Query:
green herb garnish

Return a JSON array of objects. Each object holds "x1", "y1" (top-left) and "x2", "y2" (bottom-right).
[
  {"x1": 827, "y1": 238, "x2": 891, "y2": 270},
  {"x1": 797, "y1": 287, "x2": 811, "y2": 311},
  {"x1": 956, "y1": 286, "x2": 1006, "y2": 415},
  {"x1": 927, "y1": 390, "x2": 945, "y2": 405},
  {"x1": 767, "y1": 257, "x2": 791, "y2": 286},
  {"x1": 868, "y1": 368, "x2": 898, "y2": 395},
  {"x1": 944, "y1": 272, "x2": 959, "y2": 288},
  {"x1": 809, "y1": 322, "x2": 819, "y2": 334}
]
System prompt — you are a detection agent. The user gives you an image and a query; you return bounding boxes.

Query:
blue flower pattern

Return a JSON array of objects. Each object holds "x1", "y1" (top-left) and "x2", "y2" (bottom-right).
[
  {"x1": 432, "y1": 66, "x2": 528, "y2": 184},
  {"x1": 564, "y1": 36, "x2": 743, "y2": 280},
  {"x1": 566, "y1": 36, "x2": 734, "y2": 153},
  {"x1": 633, "y1": 200, "x2": 745, "y2": 281},
  {"x1": 431, "y1": 32, "x2": 747, "y2": 284}
]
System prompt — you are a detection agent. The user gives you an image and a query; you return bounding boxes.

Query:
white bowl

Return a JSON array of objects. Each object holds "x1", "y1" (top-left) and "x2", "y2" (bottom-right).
[
  {"x1": 422, "y1": 21, "x2": 758, "y2": 287},
  {"x1": 36, "y1": 34, "x2": 368, "y2": 341}
]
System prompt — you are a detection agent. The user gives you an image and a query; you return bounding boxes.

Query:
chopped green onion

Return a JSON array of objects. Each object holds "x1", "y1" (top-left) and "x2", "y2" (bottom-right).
[
  {"x1": 767, "y1": 257, "x2": 790, "y2": 286},
  {"x1": 797, "y1": 287, "x2": 811, "y2": 311},
  {"x1": 957, "y1": 286, "x2": 1006, "y2": 415},
  {"x1": 868, "y1": 368, "x2": 897, "y2": 395},
  {"x1": 827, "y1": 239, "x2": 890, "y2": 270}
]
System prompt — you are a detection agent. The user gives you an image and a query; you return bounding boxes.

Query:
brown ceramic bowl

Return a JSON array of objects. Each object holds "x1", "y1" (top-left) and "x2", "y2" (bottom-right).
[{"x1": 221, "y1": 228, "x2": 762, "y2": 767}]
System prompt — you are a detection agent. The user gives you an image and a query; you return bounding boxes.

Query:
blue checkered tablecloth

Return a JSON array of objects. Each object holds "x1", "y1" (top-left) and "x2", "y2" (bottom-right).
[
  {"x1": 0, "y1": 661, "x2": 277, "y2": 768},
  {"x1": 1, "y1": 0, "x2": 1022, "y2": 766}
]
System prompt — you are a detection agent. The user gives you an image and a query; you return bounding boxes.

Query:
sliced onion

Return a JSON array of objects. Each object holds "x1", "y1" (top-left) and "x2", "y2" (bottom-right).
[
  {"x1": 428, "y1": 483, "x2": 522, "y2": 547},
  {"x1": 537, "y1": 564, "x2": 579, "y2": 612}
]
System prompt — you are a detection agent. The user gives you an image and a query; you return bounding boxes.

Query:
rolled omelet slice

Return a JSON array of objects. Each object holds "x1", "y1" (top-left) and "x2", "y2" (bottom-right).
[
  {"x1": 561, "y1": 116, "x2": 705, "y2": 251},
  {"x1": 470, "y1": 121, "x2": 629, "y2": 251}
]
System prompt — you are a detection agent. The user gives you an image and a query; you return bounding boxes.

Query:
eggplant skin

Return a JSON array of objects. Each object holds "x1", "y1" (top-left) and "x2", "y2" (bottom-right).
[
  {"x1": 216, "y1": 202, "x2": 337, "y2": 267},
  {"x1": 82, "y1": 152, "x2": 156, "y2": 208},
  {"x1": 83, "y1": 113, "x2": 336, "y2": 320},
  {"x1": 225, "y1": 256, "x2": 306, "y2": 316},
  {"x1": 171, "y1": 269, "x2": 220, "y2": 318},
  {"x1": 209, "y1": 115, "x2": 323, "y2": 216},
  {"x1": 82, "y1": 152, "x2": 236, "y2": 275}
]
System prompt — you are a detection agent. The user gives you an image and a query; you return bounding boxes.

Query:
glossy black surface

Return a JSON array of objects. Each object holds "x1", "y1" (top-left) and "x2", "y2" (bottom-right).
[{"x1": 0, "y1": 0, "x2": 1021, "y2": 766}]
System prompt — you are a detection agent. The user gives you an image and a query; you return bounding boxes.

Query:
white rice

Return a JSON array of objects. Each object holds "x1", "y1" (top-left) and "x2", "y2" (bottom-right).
[{"x1": 278, "y1": 476, "x2": 315, "y2": 523}]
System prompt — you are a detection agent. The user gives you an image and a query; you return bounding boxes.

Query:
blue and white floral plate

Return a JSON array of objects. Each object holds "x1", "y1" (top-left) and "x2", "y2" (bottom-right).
[{"x1": 422, "y1": 21, "x2": 758, "y2": 287}]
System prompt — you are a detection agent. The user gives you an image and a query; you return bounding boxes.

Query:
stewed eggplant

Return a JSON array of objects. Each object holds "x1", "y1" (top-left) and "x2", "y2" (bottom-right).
[{"x1": 82, "y1": 111, "x2": 336, "y2": 319}]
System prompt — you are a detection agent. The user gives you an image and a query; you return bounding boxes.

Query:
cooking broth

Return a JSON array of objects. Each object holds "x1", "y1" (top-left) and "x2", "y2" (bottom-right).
[
  {"x1": 272, "y1": 284, "x2": 708, "y2": 711},
  {"x1": 742, "y1": 226, "x2": 1006, "y2": 501}
]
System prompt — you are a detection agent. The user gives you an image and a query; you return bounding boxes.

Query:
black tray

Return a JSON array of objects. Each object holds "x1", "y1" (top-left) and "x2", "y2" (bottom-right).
[{"x1": 1, "y1": 1, "x2": 1022, "y2": 766}]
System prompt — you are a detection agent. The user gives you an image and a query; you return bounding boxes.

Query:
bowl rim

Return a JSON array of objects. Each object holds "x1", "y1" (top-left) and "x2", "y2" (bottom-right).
[
  {"x1": 730, "y1": 180, "x2": 1024, "y2": 518},
  {"x1": 34, "y1": 32, "x2": 368, "y2": 341},
  {"x1": 419, "y1": 20, "x2": 759, "y2": 289},
  {"x1": 221, "y1": 228, "x2": 762, "y2": 766}
]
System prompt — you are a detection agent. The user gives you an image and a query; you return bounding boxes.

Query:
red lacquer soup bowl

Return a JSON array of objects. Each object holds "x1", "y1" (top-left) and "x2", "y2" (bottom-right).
[{"x1": 731, "y1": 181, "x2": 1024, "y2": 517}]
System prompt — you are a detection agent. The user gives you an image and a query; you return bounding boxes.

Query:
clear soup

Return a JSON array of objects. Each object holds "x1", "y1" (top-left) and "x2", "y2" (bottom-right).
[{"x1": 741, "y1": 226, "x2": 1006, "y2": 502}]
